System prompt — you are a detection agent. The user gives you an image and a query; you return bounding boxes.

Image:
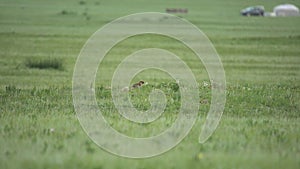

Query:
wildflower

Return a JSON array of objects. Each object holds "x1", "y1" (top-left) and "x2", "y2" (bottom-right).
[{"x1": 203, "y1": 81, "x2": 209, "y2": 87}]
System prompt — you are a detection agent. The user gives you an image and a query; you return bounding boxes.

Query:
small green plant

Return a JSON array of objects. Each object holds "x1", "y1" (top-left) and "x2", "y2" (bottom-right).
[
  {"x1": 60, "y1": 10, "x2": 68, "y2": 15},
  {"x1": 79, "y1": 1, "x2": 86, "y2": 5},
  {"x1": 25, "y1": 57, "x2": 64, "y2": 70}
]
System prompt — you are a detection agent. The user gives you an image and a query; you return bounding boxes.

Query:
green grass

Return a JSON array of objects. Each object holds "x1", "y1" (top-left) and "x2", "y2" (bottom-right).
[
  {"x1": 24, "y1": 57, "x2": 64, "y2": 70},
  {"x1": 0, "y1": 0, "x2": 300, "y2": 168}
]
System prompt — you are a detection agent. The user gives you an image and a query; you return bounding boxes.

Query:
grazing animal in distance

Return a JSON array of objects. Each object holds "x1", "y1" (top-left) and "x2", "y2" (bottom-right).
[
  {"x1": 121, "y1": 80, "x2": 146, "y2": 92},
  {"x1": 131, "y1": 80, "x2": 145, "y2": 89}
]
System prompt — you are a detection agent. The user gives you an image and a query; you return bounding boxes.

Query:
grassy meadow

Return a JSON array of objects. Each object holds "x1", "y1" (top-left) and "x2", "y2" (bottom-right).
[{"x1": 0, "y1": 0, "x2": 300, "y2": 169}]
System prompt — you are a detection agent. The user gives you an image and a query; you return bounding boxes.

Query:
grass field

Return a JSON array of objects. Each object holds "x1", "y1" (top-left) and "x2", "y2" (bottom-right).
[{"x1": 0, "y1": 0, "x2": 300, "y2": 168}]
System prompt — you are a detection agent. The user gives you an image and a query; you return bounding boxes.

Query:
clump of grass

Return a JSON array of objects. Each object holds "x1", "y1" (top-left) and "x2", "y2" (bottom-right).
[
  {"x1": 79, "y1": 0, "x2": 86, "y2": 5},
  {"x1": 60, "y1": 10, "x2": 77, "y2": 15},
  {"x1": 60, "y1": 10, "x2": 68, "y2": 15},
  {"x1": 25, "y1": 57, "x2": 64, "y2": 70}
]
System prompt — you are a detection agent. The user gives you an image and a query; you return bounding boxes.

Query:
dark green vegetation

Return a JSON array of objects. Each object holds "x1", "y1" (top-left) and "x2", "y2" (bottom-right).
[
  {"x1": 0, "y1": 0, "x2": 299, "y2": 169},
  {"x1": 24, "y1": 57, "x2": 64, "y2": 70}
]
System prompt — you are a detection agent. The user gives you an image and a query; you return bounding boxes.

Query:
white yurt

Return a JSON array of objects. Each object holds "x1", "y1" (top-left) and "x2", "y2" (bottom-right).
[{"x1": 273, "y1": 4, "x2": 299, "y2": 16}]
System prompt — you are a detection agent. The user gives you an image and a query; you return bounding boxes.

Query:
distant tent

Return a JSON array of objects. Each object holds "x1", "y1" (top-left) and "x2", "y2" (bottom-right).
[{"x1": 273, "y1": 4, "x2": 299, "y2": 16}]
